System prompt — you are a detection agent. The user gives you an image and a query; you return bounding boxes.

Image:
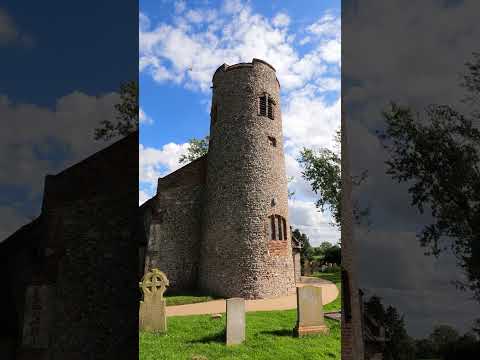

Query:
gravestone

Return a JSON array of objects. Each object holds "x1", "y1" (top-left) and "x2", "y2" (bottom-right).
[
  {"x1": 226, "y1": 298, "x2": 245, "y2": 345},
  {"x1": 139, "y1": 268, "x2": 169, "y2": 332},
  {"x1": 294, "y1": 286, "x2": 329, "y2": 336},
  {"x1": 22, "y1": 284, "x2": 54, "y2": 349}
]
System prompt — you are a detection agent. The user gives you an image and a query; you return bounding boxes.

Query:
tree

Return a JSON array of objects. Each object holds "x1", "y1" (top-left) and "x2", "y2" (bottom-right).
[
  {"x1": 364, "y1": 296, "x2": 416, "y2": 360},
  {"x1": 377, "y1": 53, "x2": 480, "y2": 301},
  {"x1": 299, "y1": 146, "x2": 341, "y2": 227},
  {"x1": 292, "y1": 228, "x2": 313, "y2": 267},
  {"x1": 178, "y1": 136, "x2": 210, "y2": 164},
  {"x1": 299, "y1": 128, "x2": 369, "y2": 229},
  {"x1": 95, "y1": 80, "x2": 138, "y2": 141},
  {"x1": 429, "y1": 325, "x2": 460, "y2": 355},
  {"x1": 323, "y1": 244, "x2": 341, "y2": 265}
]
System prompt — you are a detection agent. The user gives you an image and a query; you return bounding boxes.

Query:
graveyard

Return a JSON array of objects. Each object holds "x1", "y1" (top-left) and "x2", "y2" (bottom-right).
[{"x1": 139, "y1": 269, "x2": 341, "y2": 360}]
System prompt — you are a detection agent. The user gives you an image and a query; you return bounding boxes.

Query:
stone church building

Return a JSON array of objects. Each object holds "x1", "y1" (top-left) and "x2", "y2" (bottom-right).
[{"x1": 140, "y1": 59, "x2": 301, "y2": 299}]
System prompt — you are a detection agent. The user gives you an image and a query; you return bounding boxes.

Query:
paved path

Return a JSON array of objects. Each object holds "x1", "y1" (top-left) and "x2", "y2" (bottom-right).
[{"x1": 166, "y1": 277, "x2": 339, "y2": 317}]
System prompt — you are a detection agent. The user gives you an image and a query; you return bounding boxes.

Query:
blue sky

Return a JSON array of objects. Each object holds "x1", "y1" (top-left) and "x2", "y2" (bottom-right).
[
  {"x1": 139, "y1": 0, "x2": 341, "y2": 245},
  {"x1": 0, "y1": 1, "x2": 137, "y2": 240}
]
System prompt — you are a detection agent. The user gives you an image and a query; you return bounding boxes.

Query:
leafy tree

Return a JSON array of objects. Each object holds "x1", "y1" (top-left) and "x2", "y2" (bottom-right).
[
  {"x1": 292, "y1": 228, "x2": 313, "y2": 267},
  {"x1": 429, "y1": 325, "x2": 460, "y2": 355},
  {"x1": 377, "y1": 53, "x2": 480, "y2": 301},
  {"x1": 364, "y1": 296, "x2": 416, "y2": 360},
  {"x1": 95, "y1": 80, "x2": 138, "y2": 141},
  {"x1": 299, "y1": 128, "x2": 369, "y2": 229},
  {"x1": 178, "y1": 136, "x2": 210, "y2": 164},
  {"x1": 299, "y1": 146, "x2": 341, "y2": 227},
  {"x1": 323, "y1": 244, "x2": 341, "y2": 265}
]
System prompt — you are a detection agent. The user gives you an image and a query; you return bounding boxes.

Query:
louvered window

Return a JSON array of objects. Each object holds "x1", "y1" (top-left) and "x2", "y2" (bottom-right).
[
  {"x1": 268, "y1": 98, "x2": 274, "y2": 119},
  {"x1": 269, "y1": 215, "x2": 287, "y2": 240},
  {"x1": 259, "y1": 95, "x2": 267, "y2": 116},
  {"x1": 259, "y1": 94, "x2": 275, "y2": 119}
]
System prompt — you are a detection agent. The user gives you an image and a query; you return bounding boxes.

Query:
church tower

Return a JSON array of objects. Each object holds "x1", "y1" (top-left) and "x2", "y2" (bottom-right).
[{"x1": 199, "y1": 59, "x2": 295, "y2": 299}]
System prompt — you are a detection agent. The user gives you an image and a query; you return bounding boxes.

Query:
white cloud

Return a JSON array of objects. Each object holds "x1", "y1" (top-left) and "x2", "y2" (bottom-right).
[
  {"x1": 139, "y1": 1, "x2": 341, "y2": 246},
  {"x1": 139, "y1": 142, "x2": 189, "y2": 188},
  {"x1": 139, "y1": 189, "x2": 152, "y2": 206},
  {"x1": 174, "y1": 0, "x2": 186, "y2": 14},
  {"x1": 289, "y1": 199, "x2": 339, "y2": 246},
  {"x1": 139, "y1": 107, "x2": 154, "y2": 124},
  {"x1": 307, "y1": 11, "x2": 340, "y2": 39},
  {"x1": 272, "y1": 12, "x2": 290, "y2": 28},
  {"x1": 0, "y1": 92, "x2": 119, "y2": 197},
  {"x1": 283, "y1": 88, "x2": 340, "y2": 153},
  {"x1": 0, "y1": 91, "x2": 120, "y2": 240},
  {"x1": 139, "y1": 3, "x2": 340, "y2": 93}
]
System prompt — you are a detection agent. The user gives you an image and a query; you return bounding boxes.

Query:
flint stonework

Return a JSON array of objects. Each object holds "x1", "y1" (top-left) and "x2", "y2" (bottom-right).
[
  {"x1": 143, "y1": 59, "x2": 296, "y2": 300},
  {"x1": 22, "y1": 285, "x2": 54, "y2": 349}
]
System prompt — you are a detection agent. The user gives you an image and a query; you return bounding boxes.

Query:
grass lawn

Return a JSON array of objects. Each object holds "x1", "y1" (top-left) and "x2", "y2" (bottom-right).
[
  {"x1": 164, "y1": 291, "x2": 218, "y2": 306},
  {"x1": 140, "y1": 310, "x2": 340, "y2": 360},
  {"x1": 313, "y1": 271, "x2": 341, "y2": 313}
]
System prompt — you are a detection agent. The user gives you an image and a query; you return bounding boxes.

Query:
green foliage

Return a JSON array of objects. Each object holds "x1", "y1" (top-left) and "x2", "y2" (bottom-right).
[
  {"x1": 323, "y1": 245, "x2": 341, "y2": 265},
  {"x1": 95, "y1": 80, "x2": 138, "y2": 141},
  {"x1": 139, "y1": 310, "x2": 340, "y2": 359},
  {"x1": 179, "y1": 136, "x2": 210, "y2": 164},
  {"x1": 292, "y1": 228, "x2": 313, "y2": 266},
  {"x1": 378, "y1": 93, "x2": 480, "y2": 301},
  {"x1": 298, "y1": 147, "x2": 341, "y2": 227},
  {"x1": 415, "y1": 325, "x2": 480, "y2": 359},
  {"x1": 364, "y1": 296, "x2": 416, "y2": 360}
]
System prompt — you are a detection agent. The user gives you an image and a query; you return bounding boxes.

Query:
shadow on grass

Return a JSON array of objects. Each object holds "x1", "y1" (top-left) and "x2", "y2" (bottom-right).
[
  {"x1": 189, "y1": 330, "x2": 226, "y2": 344},
  {"x1": 259, "y1": 329, "x2": 294, "y2": 337}
]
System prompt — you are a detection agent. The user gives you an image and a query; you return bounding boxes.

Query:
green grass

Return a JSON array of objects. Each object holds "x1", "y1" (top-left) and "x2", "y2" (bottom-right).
[
  {"x1": 164, "y1": 290, "x2": 222, "y2": 306},
  {"x1": 140, "y1": 310, "x2": 340, "y2": 360},
  {"x1": 313, "y1": 271, "x2": 341, "y2": 313}
]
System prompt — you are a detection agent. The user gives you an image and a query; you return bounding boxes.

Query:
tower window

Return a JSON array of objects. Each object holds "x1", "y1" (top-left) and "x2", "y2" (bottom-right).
[
  {"x1": 268, "y1": 136, "x2": 277, "y2": 147},
  {"x1": 270, "y1": 215, "x2": 276, "y2": 240},
  {"x1": 268, "y1": 98, "x2": 274, "y2": 119},
  {"x1": 259, "y1": 94, "x2": 275, "y2": 119},
  {"x1": 268, "y1": 214, "x2": 287, "y2": 240},
  {"x1": 259, "y1": 95, "x2": 267, "y2": 116}
]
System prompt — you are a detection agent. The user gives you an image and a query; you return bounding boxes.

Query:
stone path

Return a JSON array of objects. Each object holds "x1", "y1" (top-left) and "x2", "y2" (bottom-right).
[{"x1": 166, "y1": 277, "x2": 339, "y2": 317}]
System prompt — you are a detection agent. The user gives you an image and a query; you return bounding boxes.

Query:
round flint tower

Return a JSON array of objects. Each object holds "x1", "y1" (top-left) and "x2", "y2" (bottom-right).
[{"x1": 200, "y1": 59, "x2": 295, "y2": 299}]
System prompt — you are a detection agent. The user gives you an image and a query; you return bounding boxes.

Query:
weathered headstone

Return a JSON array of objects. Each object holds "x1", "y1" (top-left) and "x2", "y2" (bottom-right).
[
  {"x1": 139, "y1": 268, "x2": 169, "y2": 332},
  {"x1": 22, "y1": 284, "x2": 54, "y2": 349},
  {"x1": 294, "y1": 286, "x2": 329, "y2": 336},
  {"x1": 226, "y1": 298, "x2": 245, "y2": 345}
]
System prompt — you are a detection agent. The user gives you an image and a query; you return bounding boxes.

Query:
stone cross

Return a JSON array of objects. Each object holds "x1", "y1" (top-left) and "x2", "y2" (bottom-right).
[
  {"x1": 139, "y1": 268, "x2": 169, "y2": 332},
  {"x1": 294, "y1": 286, "x2": 329, "y2": 336},
  {"x1": 226, "y1": 298, "x2": 245, "y2": 345}
]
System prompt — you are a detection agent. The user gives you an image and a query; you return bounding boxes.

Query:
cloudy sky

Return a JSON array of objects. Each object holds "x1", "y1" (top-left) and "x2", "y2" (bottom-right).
[
  {"x1": 139, "y1": 0, "x2": 341, "y2": 246},
  {"x1": 344, "y1": 0, "x2": 480, "y2": 338},
  {"x1": 0, "y1": 2, "x2": 137, "y2": 241}
]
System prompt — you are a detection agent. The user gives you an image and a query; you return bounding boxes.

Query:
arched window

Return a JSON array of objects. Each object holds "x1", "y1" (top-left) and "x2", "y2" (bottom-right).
[
  {"x1": 259, "y1": 94, "x2": 275, "y2": 119},
  {"x1": 269, "y1": 215, "x2": 287, "y2": 240}
]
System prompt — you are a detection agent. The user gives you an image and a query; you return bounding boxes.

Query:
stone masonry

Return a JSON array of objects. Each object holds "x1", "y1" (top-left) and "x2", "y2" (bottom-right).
[{"x1": 143, "y1": 59, "x2": 296, "y2": 299}]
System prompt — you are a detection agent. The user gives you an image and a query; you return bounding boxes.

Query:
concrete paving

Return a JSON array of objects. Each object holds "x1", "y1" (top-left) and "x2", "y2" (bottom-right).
[{"x1": 166, "y1": 277, "x2": 339, "y2": 317}]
